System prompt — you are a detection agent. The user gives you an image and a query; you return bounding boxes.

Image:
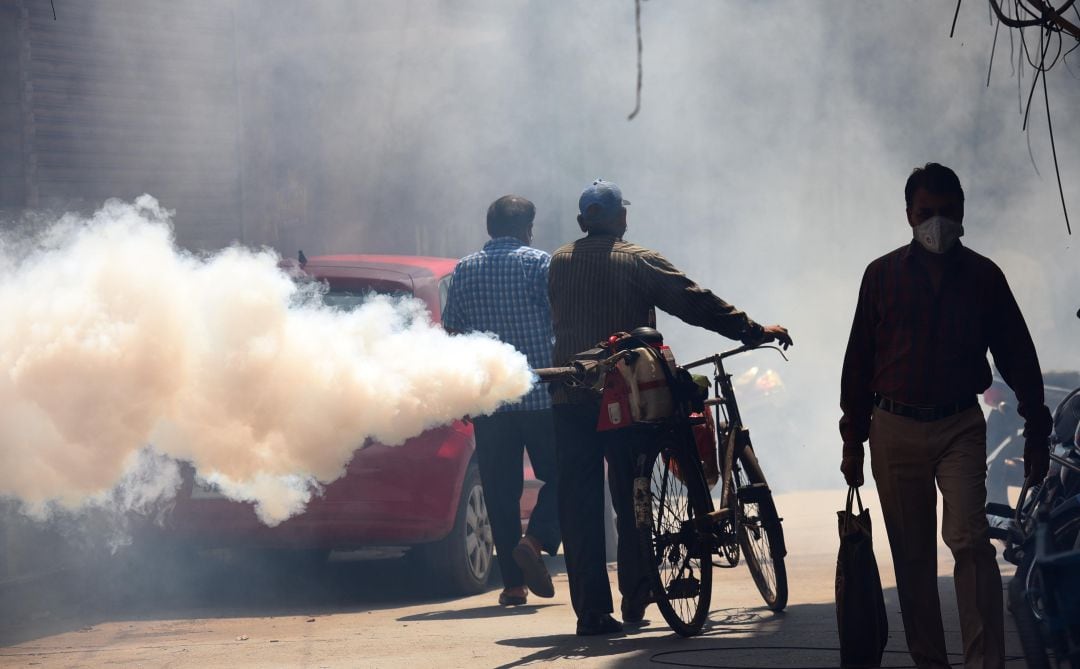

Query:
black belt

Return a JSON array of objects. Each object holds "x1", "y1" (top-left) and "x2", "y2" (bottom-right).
[{"x1": 874, "y1": 395, "x2": 977, "y2": 422}]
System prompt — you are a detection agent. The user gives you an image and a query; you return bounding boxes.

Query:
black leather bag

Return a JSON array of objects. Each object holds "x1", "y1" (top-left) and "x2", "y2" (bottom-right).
[{"x1": 835, "y1": 487, "x2": 889, "y2": 668}]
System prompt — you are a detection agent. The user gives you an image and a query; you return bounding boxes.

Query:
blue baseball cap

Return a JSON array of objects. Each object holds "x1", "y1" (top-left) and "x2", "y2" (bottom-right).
[{"x1": 578, "y1": 178, "x2": 630, "y2": 220}]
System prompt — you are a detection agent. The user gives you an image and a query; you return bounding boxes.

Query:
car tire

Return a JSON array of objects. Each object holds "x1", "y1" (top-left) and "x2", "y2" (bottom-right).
[
  {"x1": 106, "y1": 534, "x2": 201, "y2": 605},
  {"x1": 415, "y1": 461, "x2": 494, "y2": 595}
]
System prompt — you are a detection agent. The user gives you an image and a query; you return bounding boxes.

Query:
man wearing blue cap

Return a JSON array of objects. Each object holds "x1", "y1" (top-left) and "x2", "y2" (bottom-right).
[{"x1": 548, "y1": 179, "x2": 792, "y2": 635}]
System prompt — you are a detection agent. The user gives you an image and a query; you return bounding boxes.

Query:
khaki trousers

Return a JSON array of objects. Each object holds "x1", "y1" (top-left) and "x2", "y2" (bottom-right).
[{"x1": 869, "y1": 406, "x2": 1004, "y2": 669}]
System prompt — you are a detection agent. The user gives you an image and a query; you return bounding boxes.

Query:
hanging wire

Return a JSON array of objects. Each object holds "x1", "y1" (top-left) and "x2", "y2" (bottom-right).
[
  {"x1": 1059, "y1": 2, "x2": 1080, "y2": 74},
  {"x1": 1063, "y1": 34, "x2": 1080, "y2": 75},
  {"x1": 627, "y1": 0, "x2": 644, "y2": 120},
  {"x1": 1010, "y1": 10, "x2": 1018, "y2": 77},
  {"x1": 1019, "y1": 29, "x2": 1047, "y2": 131},
  {"x1": 50, "y1": 0, "x2": 56, "y2": 20},
  {"x1": 987, "y1": 10, "x2": 1002, "y2": 84},
  {"x1": 1026, "y1": 121, "x2": 1043, "y2": 177},
  {"x1": 990, "y1": 0, "x2": 1077, "y2": 31},
  {"x1": 1040, "y1": 29, "x2": 1072, "y2": 233},
  {"x1": 969, "y1": 0, "x2": 1077, "y2": 234}
]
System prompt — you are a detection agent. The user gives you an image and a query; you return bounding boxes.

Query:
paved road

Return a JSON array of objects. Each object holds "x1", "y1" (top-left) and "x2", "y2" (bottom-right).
[{"x1": 0, "y1": 490, "x2": 1029, "y2": 668}]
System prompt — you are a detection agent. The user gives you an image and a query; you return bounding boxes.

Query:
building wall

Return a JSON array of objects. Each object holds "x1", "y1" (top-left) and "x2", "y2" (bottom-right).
[
  {"x1": 0, "y1": 0, "x2": 243, "y2": 250},
  {"x1": 0, "y1": 0, "x2": 25, "y2": 214}
]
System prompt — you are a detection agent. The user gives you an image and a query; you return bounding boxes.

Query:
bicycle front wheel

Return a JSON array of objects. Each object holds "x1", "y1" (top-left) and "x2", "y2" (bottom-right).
[
  {"x1": 636, "y1": 435, "x2": 714, "y2": 637},
  {"x1": 735, "y1": 451, "x2": 788, "y2": 611}
]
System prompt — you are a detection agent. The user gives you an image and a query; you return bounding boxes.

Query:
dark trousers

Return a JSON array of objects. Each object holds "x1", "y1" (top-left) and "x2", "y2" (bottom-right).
[
  {"x1": 552, "y1": 402, "x2": 650, "y2": 619},
  {"x1": 472, "y1": 409, "x2": 560, "y2": 589}
]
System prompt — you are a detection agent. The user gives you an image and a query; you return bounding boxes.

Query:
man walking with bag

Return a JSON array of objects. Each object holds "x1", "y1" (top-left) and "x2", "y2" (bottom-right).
[{"x1": 839, "y1": 163, "x2": 1053, "y2": 668}]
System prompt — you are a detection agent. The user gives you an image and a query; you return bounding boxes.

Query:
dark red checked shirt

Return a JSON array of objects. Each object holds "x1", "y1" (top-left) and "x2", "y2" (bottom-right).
[{"x1": 839, "y1": 241, "x2": 1052, "y2": 446}]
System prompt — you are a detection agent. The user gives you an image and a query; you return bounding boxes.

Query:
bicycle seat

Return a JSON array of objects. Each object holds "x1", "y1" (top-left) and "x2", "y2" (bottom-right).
[{"x1": 629, "y1": 326, "x2": 664, "y2": 346}]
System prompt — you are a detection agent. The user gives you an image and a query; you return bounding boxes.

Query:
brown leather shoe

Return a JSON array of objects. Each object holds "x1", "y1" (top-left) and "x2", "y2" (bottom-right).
[
  {"x1": 512, "y1": 542, "x2": 555, "y2": 598},
  {"x1": 498, "y1": 588, "x2": 527, "y2": 606}
]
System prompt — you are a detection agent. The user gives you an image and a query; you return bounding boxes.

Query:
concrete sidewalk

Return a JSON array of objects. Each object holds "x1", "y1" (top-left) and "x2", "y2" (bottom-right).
[
  {"x1": 477, "y1": 488, "x2": 1027, "y2": 669},
  {"x1": 0, "y1": 489, "x2": 1029, "y2": 668}
]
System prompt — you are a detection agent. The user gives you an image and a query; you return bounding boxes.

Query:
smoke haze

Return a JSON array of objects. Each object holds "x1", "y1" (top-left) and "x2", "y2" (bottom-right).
[
  {"x1": 3, "y1": 1, "x2": 1078, "y2": 497},
  {"x1": 238, "y1": 1, "x2": 1079, "y2": 492},
  {"x1": 0, "y1": 197, "x2": 532, "y2": 524}
]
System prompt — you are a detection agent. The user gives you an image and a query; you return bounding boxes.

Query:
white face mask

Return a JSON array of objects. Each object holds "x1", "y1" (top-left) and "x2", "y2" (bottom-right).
[{"x1": 913, "y1": 215, "x2": 964, "y2": 254}]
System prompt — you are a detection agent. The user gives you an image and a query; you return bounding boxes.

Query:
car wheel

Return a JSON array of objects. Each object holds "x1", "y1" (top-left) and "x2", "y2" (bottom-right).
[
  {"x1": 105, "y1": 534, "x2": 201, "y2": 605},
  {"x1": 417, "y1": 462, "x2": 494, "y2": 595}
]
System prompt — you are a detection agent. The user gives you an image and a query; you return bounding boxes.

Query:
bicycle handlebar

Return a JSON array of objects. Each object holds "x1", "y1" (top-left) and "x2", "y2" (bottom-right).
[
  {"x1": 683, "y1": 343, "x2": 789, "y2": 371},
  {"x1": 536, "y1": 342, "x2": 787, "y2": 382}
]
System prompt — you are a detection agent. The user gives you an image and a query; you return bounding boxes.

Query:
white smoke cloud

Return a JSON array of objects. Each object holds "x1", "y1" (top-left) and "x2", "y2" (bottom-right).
[
  {"x1": 7, "y1": 1, "x2": 1076, "y2": 502},
  {"x1": 0, "y1": 196, "x2": 533, "y2": 525}
]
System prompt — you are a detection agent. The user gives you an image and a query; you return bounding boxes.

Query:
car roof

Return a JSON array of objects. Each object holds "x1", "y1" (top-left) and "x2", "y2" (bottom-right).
[
  {"x1": 288, "y1": 254, "x2": 457, "y2": 319},
  {"x1": 300, "y1": 254, "x2": 457, "y2": 281}
]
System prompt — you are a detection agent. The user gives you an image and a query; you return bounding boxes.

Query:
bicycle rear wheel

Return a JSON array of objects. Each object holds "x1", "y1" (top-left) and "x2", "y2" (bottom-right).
[
  {"x1": 636, "y1": 435, "x2": 714, "y2": 637},
  {"x1": 735, "y1": 451, "x2": 788, "y2": 611}
]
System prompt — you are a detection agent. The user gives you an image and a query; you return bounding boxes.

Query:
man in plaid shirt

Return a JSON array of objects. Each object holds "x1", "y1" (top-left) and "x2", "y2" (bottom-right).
[{"x1": 442, "y1": 195, "x2": 560, "y2": 606}]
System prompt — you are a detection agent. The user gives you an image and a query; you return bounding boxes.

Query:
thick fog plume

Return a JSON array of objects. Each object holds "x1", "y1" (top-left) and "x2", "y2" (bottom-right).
[{"x1": 0, "y1": 196, "x2": 533, "y2": 525}]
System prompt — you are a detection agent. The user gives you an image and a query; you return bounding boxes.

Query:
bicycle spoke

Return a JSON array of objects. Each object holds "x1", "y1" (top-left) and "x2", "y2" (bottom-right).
[
  {"x1": 648, "y1": 450, "x2": 707, "y2": 627},
  {"x1": 735, "y1": 490, "x2": 787, "y2": 610}
]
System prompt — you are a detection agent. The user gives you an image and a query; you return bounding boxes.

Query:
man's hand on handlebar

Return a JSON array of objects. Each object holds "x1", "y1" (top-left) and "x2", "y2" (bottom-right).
[{"x1": 760, "y1": 325, "x2": 793, "y2": 350}]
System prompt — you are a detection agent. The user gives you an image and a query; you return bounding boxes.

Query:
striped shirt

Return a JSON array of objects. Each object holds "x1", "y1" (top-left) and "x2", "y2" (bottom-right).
[
  {"x1": 839, "y1": 241, "x2": 1053, "y2": 445},
  {"x1": 548, "y1": 234, "x2": 762, "y2": 403},
  {"x1": 442, "y1": 237, "x2": 554, "y2": 412}
]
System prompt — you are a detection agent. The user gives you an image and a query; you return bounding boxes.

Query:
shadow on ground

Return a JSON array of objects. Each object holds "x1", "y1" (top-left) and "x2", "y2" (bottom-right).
[
  {"x1": 0, "y1": 543, "x2": 568, "y2": 648},
  {"x1": 492, "y1": 578, "x2": 1028, "y2": 669},
  {"x1": 398, "y1": 603, "x2": 561, "y2": 622}
]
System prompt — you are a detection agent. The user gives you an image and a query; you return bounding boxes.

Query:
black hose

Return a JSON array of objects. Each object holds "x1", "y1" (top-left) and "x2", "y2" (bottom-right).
[{"x1": 532, "y1": 366, "x2": 577, "y2": 382}]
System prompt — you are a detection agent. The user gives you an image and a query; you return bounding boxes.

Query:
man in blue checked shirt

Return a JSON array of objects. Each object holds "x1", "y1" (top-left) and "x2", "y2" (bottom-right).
[{"x1": 442, "y1": 195, "x2": 561, "y2": 607}]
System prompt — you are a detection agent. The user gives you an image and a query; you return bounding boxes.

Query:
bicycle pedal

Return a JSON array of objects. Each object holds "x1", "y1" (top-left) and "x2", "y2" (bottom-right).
[
  {"x1": 986, "y1": 502, "x2": 1016, "y2": 518},
  {"x1": 736, "y1": 483, "x2": 771, "y2": 503},
  {"x1": 706, "y1": 507, "x2": 732, "y2": 523},
  {"x1": 1003, "y1": 545, "x2": 1024, "y2": 566}
]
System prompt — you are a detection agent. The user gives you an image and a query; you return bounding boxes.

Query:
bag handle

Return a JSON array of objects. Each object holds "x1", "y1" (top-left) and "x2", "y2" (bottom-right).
[{"x1": 843, "y1": 486, "x2": 865, "y2": 532}]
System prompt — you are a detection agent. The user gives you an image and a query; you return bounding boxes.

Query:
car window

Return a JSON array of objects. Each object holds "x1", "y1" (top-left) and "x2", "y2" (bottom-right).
[{"x1": 323, "y1": 288, "x2": 410, "y2": 311}]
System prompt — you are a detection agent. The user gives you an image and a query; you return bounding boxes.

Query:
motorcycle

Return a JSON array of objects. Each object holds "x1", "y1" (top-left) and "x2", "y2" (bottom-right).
[
  {"x1": 987, "y1": 308, "x2": 1080, "y2": 667},
  {"x1": 985, "y1": 372, "x2": 1080, "y2": 506}
]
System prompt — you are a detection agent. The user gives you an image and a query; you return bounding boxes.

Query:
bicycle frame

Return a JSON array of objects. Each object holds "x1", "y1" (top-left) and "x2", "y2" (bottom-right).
[
  {"x1": 537, "y1": 330, "x2": 795, "y2": 637},
  {"x1": 684, "y1": 345, "x2": 785, "y2": 528}
]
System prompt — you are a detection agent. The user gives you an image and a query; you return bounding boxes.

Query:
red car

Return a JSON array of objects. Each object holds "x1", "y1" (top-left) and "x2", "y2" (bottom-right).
[{"x1": 165, "y1": 254, "x2": 541, "y2": 594}]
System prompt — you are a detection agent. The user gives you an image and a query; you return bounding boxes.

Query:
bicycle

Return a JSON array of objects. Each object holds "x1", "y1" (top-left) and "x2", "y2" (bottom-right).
[{"x1": 535, "y1": 329, "x2": 789, "y2": 637}]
